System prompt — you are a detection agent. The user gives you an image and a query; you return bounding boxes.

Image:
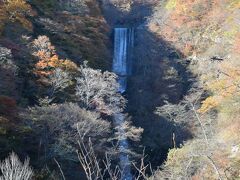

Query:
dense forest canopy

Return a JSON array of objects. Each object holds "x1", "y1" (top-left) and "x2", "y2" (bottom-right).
[{"x1": 0, "y1": 0, "x2": 239, "y2": 179}]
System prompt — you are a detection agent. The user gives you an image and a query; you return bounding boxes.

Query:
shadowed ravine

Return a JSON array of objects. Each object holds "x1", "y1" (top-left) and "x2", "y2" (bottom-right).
[{"x1": 113, "y1": 28, "x2": 134, "y2": 180}]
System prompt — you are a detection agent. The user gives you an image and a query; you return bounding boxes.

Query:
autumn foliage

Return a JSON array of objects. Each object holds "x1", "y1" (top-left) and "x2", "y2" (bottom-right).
[
  {"x1": 0, "y1": 0, "x2": 33, "y2": 33},
  {"x1": 150, "y1": 0, "x2": 240, "y2": 179},
  {"x1": 150, "y1": 0, "x2": 240, "y2": 57},
  {"x1": 32, "y1": 36, "x2": 77, "y2": 78},
  {"x1": 199, "y1": 55, "x2": 240, "y2": 113},
  {"x1": 150, "y1": 0, "x2": 240, "y2": 113}
]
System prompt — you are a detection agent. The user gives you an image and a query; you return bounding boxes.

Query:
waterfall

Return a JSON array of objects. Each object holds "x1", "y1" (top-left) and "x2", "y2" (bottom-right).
[
  {"x1": 113, "y1": 28, "x2": 134, "y2": 180},
  {"x1": 113, "y1": 28, "x2": 134, "y2": 93}
]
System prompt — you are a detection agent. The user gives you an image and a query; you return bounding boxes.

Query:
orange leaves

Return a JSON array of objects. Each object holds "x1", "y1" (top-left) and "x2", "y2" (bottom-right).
[
  {"x1": 169, "y1": 0, "x2": 208, "y2": 24},
  {"x1": 32, "y1": 36, "x2": 78, "y2": 78},
  {"x1": 169, "y1": 13, "x2": 188, "y2": 28},
  {"x1": 154, "y1": 0, "x2": 213, "y2": 56},
  {"x1": 152, "y1": 0, "x2": 237, "y2": 58},
  {"x1": 176, "y1": 0, "x2": 196, "y2": 15},
  {"x1": 161, "y1": 25, "x2": 178, "y2": 42},
  {"x1": 47, "y1": 55, "x2": 59, "y2": 68},
  {"x1": 34, "y1": 53, "x2": 76, "y2": 76},
  {"x1": 35, "y1": 50, "x2": 51, "y2": 62},
  {"x1": 156, "y1": 1, "x2": 240, "y2": 114}
]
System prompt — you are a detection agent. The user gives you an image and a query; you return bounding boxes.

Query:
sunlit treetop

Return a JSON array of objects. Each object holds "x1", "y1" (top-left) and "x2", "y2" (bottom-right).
[{"x1": 32, "y1": 36, "x2": 78, "y2": 77}]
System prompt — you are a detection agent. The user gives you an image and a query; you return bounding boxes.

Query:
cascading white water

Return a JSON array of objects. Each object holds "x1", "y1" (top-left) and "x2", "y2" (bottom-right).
[{"x1": 113, "y1": 28, "x2": 134, "y2": 180}]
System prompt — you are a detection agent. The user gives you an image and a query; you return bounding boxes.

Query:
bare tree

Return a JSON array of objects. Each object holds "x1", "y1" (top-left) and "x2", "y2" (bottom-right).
[
  {"x1": 150, "y1": 138, "x2": 224, "y2": 180},
  {"x1": 31, "y1": 35, "x2": 55, "y2": 58},
  {"x1": 75, "y1": 62, "x2": 126, "y2": 115},
  {"x1": 113, "y1": 118, "x2": 143, "y2": 142},
  {"x1": 0, "y1": 152, "x2": 33, "y2": 180},
  {"x1": 77, "y1": 139, "x2": 106, "y2": 180},
  {"x1": 155, "y1": 100, "x2": 188, "y2": 125},
  {"x1": 132, "y1": 149, "x2": 152, "y2": 180},
  {"x1": 155, "y1": 88, "x2": 209, "y2": 143},
  {"x1": 153, "y1": 88, "x2": 225, "y2": 179},
  {"x1": 48, "y1": 68, "x2": 72, "y2": 100},
  {"x1": 23, "y1": 103, "x2": 111, "y2": 160},
  {"x1": 77, "y1": 137, "x2": 151, "y2": 180},
  {"x1": 0, "y1": 46, "x2": 18, "y2": 73}
]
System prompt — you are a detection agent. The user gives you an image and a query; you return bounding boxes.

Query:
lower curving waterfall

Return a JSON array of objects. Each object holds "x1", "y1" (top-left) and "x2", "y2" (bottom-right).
[{"x1": 113, "y1": 28, "x2": 134, "y2": 180}]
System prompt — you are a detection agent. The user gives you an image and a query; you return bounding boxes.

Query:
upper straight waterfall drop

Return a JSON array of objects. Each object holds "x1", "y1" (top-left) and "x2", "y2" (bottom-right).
[
  {"x1": 113, "y1": 28, "x2": 134, "y2": 93},
  {"x1": 113, "y1": 28, "x2": 134, "y2": 180}
]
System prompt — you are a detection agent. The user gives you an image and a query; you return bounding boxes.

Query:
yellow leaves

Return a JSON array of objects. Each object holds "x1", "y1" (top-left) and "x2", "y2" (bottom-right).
[
  {"x1": 228, "y1": 0, "x2": 240, "y2": 9},
  {"x1": 61, "y1": 59, "x2": 78, "y2": 71},
  {"x1": 48, "y1": 55, "x2": 59, "y2": 67},
  {"x1": 208, "y1": 80, "x2": 226, "y2": 92},
  {"x1": 165, "y1": 0, "x2": 177, "y2": 10},
  {"x1": 200, "y1": 57, "x2": 240, "y2": 114},
  {"x1": 223, "y1": 27, "x2": 239, "y2": 39},
  {"x1": 217, "y1": 97, "x2": 240, "y2": 143},
  {"x1": 165, "y1": 148, "x2": 186, "y2": 167},
  {"x1": 222, "y1": 85, "x2": 238, "y2": 97},
  {"x1": 199, "y1": 96, "x2": 220, "y2": 113},
  {"x1": 4, "y1": 0, "x2": 32, "y2": 19},
  {"x1": 0, "y1": 0, "x2": 33, "y2": 33},
  {"x1": 221, "y1": 121, "x2": 240, "y2": 141},
  {"x1": 207, "y1": 80, "x2": 238, "y2": 98}
]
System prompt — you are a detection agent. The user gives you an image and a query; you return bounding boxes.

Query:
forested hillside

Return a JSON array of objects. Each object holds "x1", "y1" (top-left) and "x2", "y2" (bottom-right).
[
  {"x1": 148, "y1": 0, "x2": 240, "y2": 179},
  {"x1": 0, "y1": 0, "x2": 239, "y2": 179}
]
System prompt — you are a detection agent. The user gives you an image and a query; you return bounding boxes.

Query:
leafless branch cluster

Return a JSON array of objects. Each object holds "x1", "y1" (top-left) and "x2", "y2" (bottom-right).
[
  {"x1": 48, "y1": 68, "x2": 72, "y2": 99},
  {"x1": 0, "y1": 46, "x2": 18, "y2": 73},
  {"x1": 77, "y1": 137, "x2": 151, "y2": 180},
  {"x1": 0, "y1": 152, "x2": 33, "y2": 180},
  {"x1": 76, "y1": 62, "x2": 126, "y2": 115},
  {"x1": 153, "y1": 88, "x2": 226, "y2": 179},
  {"x1": 114, "y1": 119, "x2": 143, "y2": 142},
  {"x1": 156, "y1": 88, "x2": 211, "y2": 143},
  {"x1": 23, "y1": 103, "x2": 111, "y2": 160},
  {"x1": 31, "y1": 35, "x2": 55, "y2": 58},
  {"x1": 151, "y1": 139, "x2": 224, "y2": 180}
]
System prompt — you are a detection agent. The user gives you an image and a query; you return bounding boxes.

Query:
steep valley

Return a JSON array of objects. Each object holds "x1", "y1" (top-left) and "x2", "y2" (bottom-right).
[{"x1": 0, "y1": 0, "x2": 239, "y2": 179}]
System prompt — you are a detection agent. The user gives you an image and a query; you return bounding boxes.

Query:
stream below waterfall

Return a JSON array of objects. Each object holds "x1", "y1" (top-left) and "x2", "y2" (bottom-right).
[{"x1": 113, "y1": 28, "x2": 134, "y2": 180}]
